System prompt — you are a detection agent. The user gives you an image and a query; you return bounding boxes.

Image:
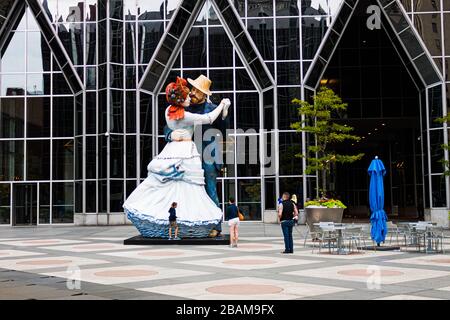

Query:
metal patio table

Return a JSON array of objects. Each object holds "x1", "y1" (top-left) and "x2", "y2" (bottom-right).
[
  {"x1": 313, "y1": 223, "x2": 350, "y2": 255},
  {"x1": 397, "y1": 222, "x2": 436, "y2": 252}
]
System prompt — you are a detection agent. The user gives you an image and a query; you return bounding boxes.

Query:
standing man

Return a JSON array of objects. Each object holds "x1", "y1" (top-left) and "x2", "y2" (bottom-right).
[
  {"x1": 278, "y1": 192, "x2": 298, "y2": 253},
  {"x1": 164, "y1": 75, "x2": 230, "y2": 236}
]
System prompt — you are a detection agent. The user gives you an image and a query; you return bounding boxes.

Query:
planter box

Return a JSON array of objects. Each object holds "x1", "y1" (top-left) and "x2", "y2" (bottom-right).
[{"x1": 305, "y1": 207, "x2": 344, "y2": 232}]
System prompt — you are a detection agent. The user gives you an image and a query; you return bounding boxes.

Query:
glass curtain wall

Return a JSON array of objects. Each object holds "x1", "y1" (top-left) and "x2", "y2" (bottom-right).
[
  {"x1": 0, "y1": 5, "x2": 75, "y2": 225},
  {"x1": 2, "y1": 0, "x2": 448, "y2": 225}
]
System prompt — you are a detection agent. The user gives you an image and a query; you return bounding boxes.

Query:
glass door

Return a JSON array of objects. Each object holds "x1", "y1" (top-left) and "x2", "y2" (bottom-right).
[{"x1": 13, "y1": 184, "x2": 37, "y2": 226}]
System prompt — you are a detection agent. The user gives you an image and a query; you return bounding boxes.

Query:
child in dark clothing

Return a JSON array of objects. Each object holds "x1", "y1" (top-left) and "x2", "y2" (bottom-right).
[
  {"x1": 226, "y1": 197, "x2": 240, "y2": 248},
  {"x1": 168, "y1": 202, "x2": 180, "y2": 240}
]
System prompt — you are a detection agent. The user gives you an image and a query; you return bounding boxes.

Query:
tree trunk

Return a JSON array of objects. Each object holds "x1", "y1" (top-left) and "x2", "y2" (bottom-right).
[{"x1": 322, "y1": 168, "x2": 327, "y2": 198}]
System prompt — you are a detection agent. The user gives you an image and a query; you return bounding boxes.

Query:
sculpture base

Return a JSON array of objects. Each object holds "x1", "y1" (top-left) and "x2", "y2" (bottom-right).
[
  {"x1": 126, "y1": 209, "x2": 221, "y2": 238},
  {"x1": 358, "y1": 245, "x2": 400, "y2": 251},
  {"x1": 124, "y1": 235, "x2": 230, "y2": 245}
]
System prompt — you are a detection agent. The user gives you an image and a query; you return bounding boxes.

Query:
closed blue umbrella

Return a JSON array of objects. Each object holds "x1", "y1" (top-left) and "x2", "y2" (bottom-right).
[{"x1": 368, "y1": 156, "x2": 388, "y2": 246}]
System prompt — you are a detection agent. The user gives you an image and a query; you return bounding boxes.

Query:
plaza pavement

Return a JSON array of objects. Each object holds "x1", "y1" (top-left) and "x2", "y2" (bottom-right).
[{"x1": 0, "y1": 223, "x2": 449, "y2": 300}]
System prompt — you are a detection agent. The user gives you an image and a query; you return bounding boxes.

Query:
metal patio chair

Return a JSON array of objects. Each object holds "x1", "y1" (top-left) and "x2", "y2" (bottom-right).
[
  {"x1": 313, "y1": 224, "x2": 338, "y2": 254},
  {"x1": 342, "y1": 226, "x2": 364, "y2": 253}
]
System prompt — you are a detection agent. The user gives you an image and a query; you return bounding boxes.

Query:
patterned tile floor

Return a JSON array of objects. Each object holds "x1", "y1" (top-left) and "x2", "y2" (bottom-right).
[{"x1": 0, "y1": 223, "x2": 449, "y2": 300}]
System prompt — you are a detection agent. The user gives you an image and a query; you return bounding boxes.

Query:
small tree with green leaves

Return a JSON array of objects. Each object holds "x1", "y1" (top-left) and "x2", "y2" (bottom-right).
[
  {"x1": 434, "y1": 116, "x2": 450, "y2": 176},
  {"x1": 291, "y1": 86, "x2": 364, "y2": 198}
]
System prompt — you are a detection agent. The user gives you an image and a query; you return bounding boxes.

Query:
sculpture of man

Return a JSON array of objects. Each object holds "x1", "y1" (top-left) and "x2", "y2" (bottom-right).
[{"x1": 164, "y1": 75, "x2": 230, "y2": 236}]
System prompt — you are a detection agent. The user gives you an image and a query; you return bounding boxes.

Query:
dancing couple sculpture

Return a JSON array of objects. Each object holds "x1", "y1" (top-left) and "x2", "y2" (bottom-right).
[{"x1": 123, "y1": 75, "x2": 231, "y2": 238}]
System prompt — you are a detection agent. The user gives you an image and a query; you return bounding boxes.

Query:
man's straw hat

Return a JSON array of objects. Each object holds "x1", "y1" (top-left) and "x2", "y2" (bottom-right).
[{"x1": 187, "y1": 75, "x2": 212, "y2": 96}]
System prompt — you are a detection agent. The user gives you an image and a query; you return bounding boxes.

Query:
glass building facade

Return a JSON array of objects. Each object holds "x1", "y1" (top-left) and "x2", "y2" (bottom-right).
[{"x1": 0, "y1": 0, "x2": 449, "y2": 226}]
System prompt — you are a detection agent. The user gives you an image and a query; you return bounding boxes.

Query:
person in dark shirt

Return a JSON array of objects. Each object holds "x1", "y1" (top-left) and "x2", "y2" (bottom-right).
[
  {"x1": 278, "y1": 192, "x2": 298, "y2": 253},
  {"x1": 226, "y1": 197, "x2": 240, "y2": 248},
  {"x1": 168, "y1": 202, "x2": 180, "y2": 240}
]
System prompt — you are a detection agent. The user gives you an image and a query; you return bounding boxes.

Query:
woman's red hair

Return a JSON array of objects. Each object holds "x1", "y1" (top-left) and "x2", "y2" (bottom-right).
[{"x1": 166, "y1": 77, "x2": 189, "y2": 120}]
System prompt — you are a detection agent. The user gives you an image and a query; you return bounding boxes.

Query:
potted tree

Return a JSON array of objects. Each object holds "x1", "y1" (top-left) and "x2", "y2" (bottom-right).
[{"x1": 291, "y1": 86, "x2": 364, "y2": 230}]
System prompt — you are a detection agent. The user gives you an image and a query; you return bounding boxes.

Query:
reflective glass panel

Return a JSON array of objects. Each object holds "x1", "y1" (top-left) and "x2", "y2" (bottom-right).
[
  {"x1": 385, "y1": 2, "x2": 409, "y2": 32},
  {"x1": 86, "y1": 0, "x2": 97, "y2": 21},
  {"x1": 276, "y1": 18, "x2": 299, "y2": 60},
  {"x1": 52, "y1": 72, "x2": 72, "y2": 95},
  {"x1": 414, "y1": 0, "x2": 440, "y2": 11},
  {"x1": 428, "y1": 85, "x2": 443, "y2": 128},
  {"x1": 0, "y1": 184, "x2": 10, "y2": 224},
  {"x1": 27, "y1": 32, "x2": 51, "y2": 72},
  {"x1": 126, "y1": 91, "x2": 136, "y2": 133},
  {"x1": 110, "y1": 180, "x2": 124, "y2": 212},
  {"x1": 413, "y1": 14, "x2": 442, "y2": 57},
  {"x1": 237, "y1": 179, "x2": 261, "y2": 221},
  {"x1": 1, "y1": 32, "x2": 25, "y2": 72},
  {"x1": 58, "y1": 22, "x2": 84, "y2": 65},
  {"x1": 183, "y1": 27, "x2": 207, "y2": 68},
  {"x1": 86, "y1": 181, "x2": 96, "y2": 212},
  {"x1": 138, "y1": 21, "x2": 164, "y2": 64},
  {"x1": 140, "y1": 93, "x2": 152, "y2": 134},
  {"x1": 98, "y1": 135, "x2": 107, "y2": 179},
  {"x1": 98, "y1": 179, "x2": 107, "y2": 213},
  {"x1": 140, "y1": 136, "x2": 152, "y2": 178},
  {"x1": 110, "y1": 90, "x2": 124, "y2": 133},
  {"x1": 280, "y1": 177, "x2": 304, "y2": 205},
  {"x1": 86, "y1": 23, "x2": 96, "y2": 65},
  {"x1": 302, "y1": 16, "x2": 328, "y2": 60},
  {"x1": 264, "y1": 178, "x2": 276, "y2": 210},
  {"x1": 431, "y1": 175, "x2": 446, "y2": 207},
  {"x1": 38, "y1": 182, "x2": 50, "y2": 223},
  {"x1": 209, "y1": 27, "x2": 233, "y2": 67},
  {"x1": 414, "y1": 54, "x2": 440, "y2": 85},
  {"x1": 110, "y1": 0, "x2": 123, "y2": 19},
  {"x1": 236, "y1": 135, "x2": 260, "y2": 177},
  {"x1": 276, "y1": 0, "x2": 299, "y2": 16},
  {"x1": 247, "y1": 0, "x2": 273, "y2": 17},
  {"x1": 0, "y1": 98, "x2": 24, "y2": 138},
  {"x1": 236, "y1": 92, "x2": 259, "y2": 130},
  {"x1": 247, "y1": 18, "x2": 274, "y2": 60},
  {"x1": 53, "y1": 96, "x2": 74, "y2": 137},
  {"x1": 26, "y1": 139, "x2": 50, "y2": 180},
  {"x1": 27, "y1": 74, "x2": 50, "y2": 95},
  {"x1": 110, "y1": 20, "x2": 123, "y2": 64},
  {"x1": 445, "y1": 13, "x2": 450, "y2": 56},
  {"x1": 53, "y1": 139, "x2": 74, "y2": 180},
  {"x1": 430, "y1": 129, "x2": 445, "y2": 174},
  {"x1": 110, "y1": 135, "x2": 124, "y2": 178},
  {"x1": 277, "y1": 62, "x2": 300, "y2": 85},
  {"x1": 279, "y1": 132, "x2": 302, "y2": 176},
  {"x1": 277, "y1": 87, "x2": 301, "y2": 130},
  {"x1": 57, "y1": 0, "x2": 83, "y2": 23},
  {"x1": 126, "y1": 135, "x2": 136, "y2": 178},
  {"x1": 52, "y1": 182, "x2": 74, "y2": 223},
  {"x1": 1, "y1": 74, "x2": 25, "y2": 96},
  {"x1": 166, "y1": 0, "x2": 181, "y2": 19},
  {"x1": 0, "y1": 140, "x2": 23, "y2": 181},
  {"x1": 85, "y1": 136, "x2": 96, "y2": 179},
  {"x1": 27, "y1": 97, "x2": 50, "y2": 137}
]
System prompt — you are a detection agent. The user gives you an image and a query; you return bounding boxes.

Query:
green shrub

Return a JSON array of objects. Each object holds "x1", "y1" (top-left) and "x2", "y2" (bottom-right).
[{"x1": 305, "y1": 199, "x2": 347, "y2": 209}]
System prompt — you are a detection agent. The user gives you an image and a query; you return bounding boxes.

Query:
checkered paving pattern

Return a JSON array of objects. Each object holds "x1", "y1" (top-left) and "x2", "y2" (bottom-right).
[{"x1": 0, "y1": 224, "x2": 449, "y2": 300}]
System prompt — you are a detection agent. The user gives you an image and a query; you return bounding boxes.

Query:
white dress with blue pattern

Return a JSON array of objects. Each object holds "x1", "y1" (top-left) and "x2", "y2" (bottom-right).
[{"x1": 123, "y1": 105, "x2": 223, "y2": 238}]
